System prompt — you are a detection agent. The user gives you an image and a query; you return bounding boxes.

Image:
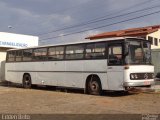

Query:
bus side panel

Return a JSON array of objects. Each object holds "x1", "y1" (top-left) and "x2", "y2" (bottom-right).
[
  {"x1": 5, "y1": 63, "x2": 24, "y2": 84},
  {"x1": 64, "y1": 61, "x2": 84, "y2": 88},
  {"x1": 83, "y1": 60, "x2": 108, "y2": 90},
  {"x1": 5, "y1": 60, "x2": 109, "y2": 90},
  {"x1": 28, "y1": 61, "x2": 65, "y2": 86},
  {"x1": 98, "y1": 73, "x2": 108, "y2": 90},
  {"x1": 17, "y1": 62, "x2": 37, "y2": 85}
]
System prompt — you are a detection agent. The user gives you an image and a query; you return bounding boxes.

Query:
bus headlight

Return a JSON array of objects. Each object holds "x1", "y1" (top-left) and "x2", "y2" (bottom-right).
[
  {"x1": 135, "y1": 74, "x2": 138, "y2": 79},
  {"x1": 130, "y1": 73, "x2": 138, "y2": 80},
  {"x1": 131, "y1": 74, "x2": 135, "y2": 79},
  {"x1": 130, "y1": 73, "x2": 154, "y2": 80}
]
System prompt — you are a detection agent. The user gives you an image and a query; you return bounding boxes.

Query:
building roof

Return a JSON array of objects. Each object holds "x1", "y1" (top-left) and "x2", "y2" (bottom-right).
[{"x1": 86, "y1": 25, "x2": 160, "y2": 40}]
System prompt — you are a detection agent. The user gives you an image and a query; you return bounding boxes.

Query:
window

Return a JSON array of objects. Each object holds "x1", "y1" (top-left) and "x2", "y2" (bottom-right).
[
  {"x1": 148, "y1": 36, "x2": 153, "y2": 45},
  {"x1": 65, "y1": 44, "x2": 84, "y2": 60},
  {"x1": 15, "y1": 51, "x2": 22, "y2": 61},
  {"x1": 125, "y1": 41, "x2": 151, "y2": 65},
  {"x1": 108, "y1": 45, "x2": 122, "y2": 65},
  {"x1": 33, "y1": 48, "x2": 47, "y2": 61},
  {"x1": 48, "y1": 46, "x2": 64, "y2": 60},
  {"x1": 23, "y1": 49, "x2": 33, "y2": 61},
  {"x1": 7, "y1": 51, "x2": 15, "y2": 62},
  {"x1": 85, "y1": 42, "x2": 106, "y2": 59},
  {"x1": 154, "y1": 38, "x2": 158, "y2": 46}
]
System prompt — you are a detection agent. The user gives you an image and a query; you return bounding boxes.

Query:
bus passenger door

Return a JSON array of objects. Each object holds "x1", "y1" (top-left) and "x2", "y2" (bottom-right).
[{"x1": 107, "y1": 43, "x2": 124, "y2": 90}]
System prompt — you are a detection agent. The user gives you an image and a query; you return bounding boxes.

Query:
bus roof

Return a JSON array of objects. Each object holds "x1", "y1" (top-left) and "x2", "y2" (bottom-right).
[{"x1": 7, "y1": 37, "x2": 145, "y2": 51}]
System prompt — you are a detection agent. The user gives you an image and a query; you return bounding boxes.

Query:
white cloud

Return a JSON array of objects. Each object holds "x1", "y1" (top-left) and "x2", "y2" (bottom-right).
[
  {"x1": 0, "y1": 0, "x2": 160, "y2": 45},
  {"x1": 0, "y1": 0, "x2": 74, "y2": 36}
]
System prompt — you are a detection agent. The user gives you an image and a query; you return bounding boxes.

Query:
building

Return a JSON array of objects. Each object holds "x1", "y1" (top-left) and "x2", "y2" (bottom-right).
[
  {"x1": 0, "y1": 32, "x2": 39, "y2": 81},
  {"x1": 86, "y1": 25, "x2": 160, "y2": 49}
]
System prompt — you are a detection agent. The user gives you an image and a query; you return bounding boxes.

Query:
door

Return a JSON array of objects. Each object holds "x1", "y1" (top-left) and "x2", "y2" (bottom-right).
[{"x1": 107, "y1": 43, "x2": 124, "y2": 90}]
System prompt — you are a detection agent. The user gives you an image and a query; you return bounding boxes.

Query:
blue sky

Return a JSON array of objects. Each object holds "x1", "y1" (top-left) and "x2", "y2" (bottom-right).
[{"x1": 0, "y1": 0, "x2": 160, "y2": 45}]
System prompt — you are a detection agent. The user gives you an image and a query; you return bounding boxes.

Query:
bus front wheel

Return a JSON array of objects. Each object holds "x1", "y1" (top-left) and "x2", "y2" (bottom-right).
[
  {"x1": 23, "y1": 74, "x2": 32, "y2": 89},
  {"x1": 87, "y1": 76, "x2": 102, "y2": 95}
]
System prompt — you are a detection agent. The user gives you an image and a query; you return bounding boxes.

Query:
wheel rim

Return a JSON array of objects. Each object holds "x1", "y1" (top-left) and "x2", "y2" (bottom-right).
[
  {"x1": 88, "y1": 80, "x2": 101, "y2": 95},
  {"x1": 24, "y1": 79, "x2": 30, "y2": 87},
  {"x1": 23, "y1": 75, "x2": 31, "y2": 88},
  {"x1": 89, "y1": 81, "x2": 99, "y2": 93}
]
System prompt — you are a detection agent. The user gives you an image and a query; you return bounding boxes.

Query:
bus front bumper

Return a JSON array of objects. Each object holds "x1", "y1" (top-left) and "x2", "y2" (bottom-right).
[{"x1": 123, "y1": 80, "x2": 155, "y2": 87}]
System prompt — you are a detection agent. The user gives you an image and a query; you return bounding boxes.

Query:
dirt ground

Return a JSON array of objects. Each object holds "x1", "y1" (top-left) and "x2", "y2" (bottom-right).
[{"x1": 0, "y1": 85, "x2": 159, "y2": 114}]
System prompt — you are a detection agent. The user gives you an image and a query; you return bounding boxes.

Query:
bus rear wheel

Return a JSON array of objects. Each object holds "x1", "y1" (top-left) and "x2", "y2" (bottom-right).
[
  {"x1": 87, "y1": 77, "x2": 102, "y2": 95},
  {"x1": 23, "y1": 74, "x2": 32, "y2": 89}
]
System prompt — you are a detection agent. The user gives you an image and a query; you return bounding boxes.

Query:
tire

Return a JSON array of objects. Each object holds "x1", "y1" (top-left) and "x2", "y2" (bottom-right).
[
  {"x1": 87, "y1": 77, "x2": 102, "y2": 95},
  {"x1": 156, "y1": 73, "x2": 160, "y2": 78},
  {"x1": 23, "y1": 74, "x2": 32, "y2": 89}
]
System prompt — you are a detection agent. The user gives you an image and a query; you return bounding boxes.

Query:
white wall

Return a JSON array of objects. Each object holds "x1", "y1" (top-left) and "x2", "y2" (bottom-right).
[
  {"x1": 0, "y1": 51, "x2": 6, "y2": 81},
  {"x1": 0, "y1": 51, "x2": 6, "y2": 61},
  {"x1": 147, "y1": 29, "x2": 160, "y2": 49}
]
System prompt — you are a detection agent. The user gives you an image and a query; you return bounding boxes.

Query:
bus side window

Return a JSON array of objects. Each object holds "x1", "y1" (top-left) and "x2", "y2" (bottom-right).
[
  {"x1": 48, "y1": 46, "x2": 64, "y2": 60},
  {"x1": 85, "y1": 43, "x2": 105, "y2": 59},
  {"x1": 108, "y1": 45, "x2": 122, "y2": 65},
  {"x1": 23, "y1": 49, "x2": 33, "y2": 61},
  {"x1": 16, "y1": 51, "x2": 22, "y2": 62},
  {"x1": 7, "y1": 51, "x2": 16, "y2": 62},
  {"x1": 33, "y1": 48, "x2": 48, "y2": 61},
  {"x1": 65, "y1": 45, "x2": 84, "y2": 60}
]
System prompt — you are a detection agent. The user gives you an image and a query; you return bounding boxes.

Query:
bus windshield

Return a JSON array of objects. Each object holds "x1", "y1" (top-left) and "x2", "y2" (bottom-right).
[{"x1": 125, "y1": 39, "x2": 151, "y2": 65}]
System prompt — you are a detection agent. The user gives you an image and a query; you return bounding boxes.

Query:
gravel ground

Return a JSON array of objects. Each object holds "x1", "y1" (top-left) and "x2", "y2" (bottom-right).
[{"x1": 0, "y1": 85, "x2": 159, "y2": 114}]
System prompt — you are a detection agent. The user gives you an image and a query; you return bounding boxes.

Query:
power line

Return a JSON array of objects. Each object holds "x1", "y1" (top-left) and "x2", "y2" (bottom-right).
[
  {"x1": 80, "y1": 0, "x2": 157, "y2": 22},
  {"x1": 39, "y1": 4, "x2": 160, "y2": 36},
  {"x1": 32, "y1": 0, "x2": 105, "y2": 35},
  {"x1": 37, "y1": 0, "x2": 158, "y2": 36},
  {"x1": 40, "y1": 9, "x2": 160, "y2": 42}
]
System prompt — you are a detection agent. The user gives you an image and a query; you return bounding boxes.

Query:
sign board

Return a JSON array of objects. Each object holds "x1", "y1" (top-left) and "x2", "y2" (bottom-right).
[{"x1": 0, "y1": 32, "x2": 39, "y2": 48}]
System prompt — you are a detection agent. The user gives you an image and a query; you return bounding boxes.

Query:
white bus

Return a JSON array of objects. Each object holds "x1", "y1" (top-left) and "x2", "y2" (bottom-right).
[{"x1": 5, "y1": 37, "x2": 154, "y2": 95}]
